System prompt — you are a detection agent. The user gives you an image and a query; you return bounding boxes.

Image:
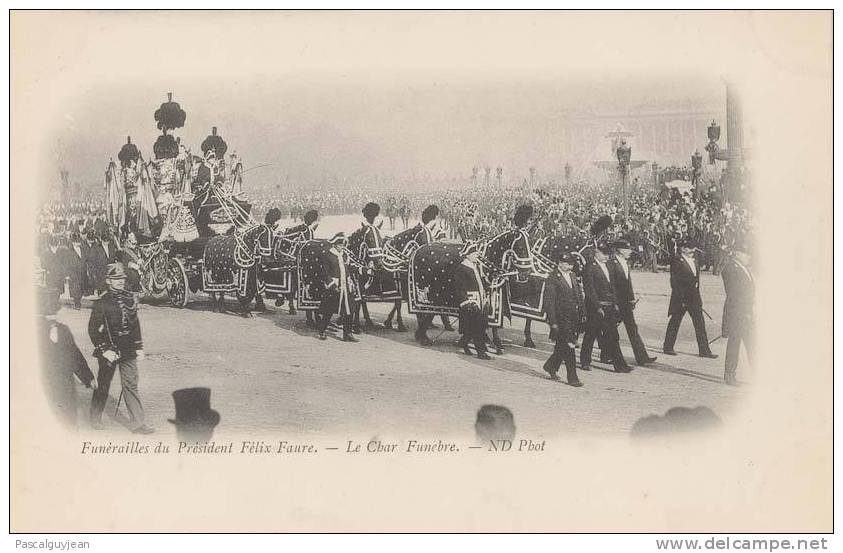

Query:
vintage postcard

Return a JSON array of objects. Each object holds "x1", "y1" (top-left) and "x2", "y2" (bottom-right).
[{"x1": 10, "y1": 10, "x2": 832, "y2": 533}]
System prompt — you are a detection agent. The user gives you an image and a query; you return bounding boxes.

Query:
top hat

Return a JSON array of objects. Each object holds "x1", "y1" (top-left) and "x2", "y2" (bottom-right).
[
  {"x1": 106, "y1": 262, "x2": 127, "y2": 281},
  {"x1": 167, "y1": 387, "x2": 221, "y2": 429},
  {"x1": 264, "y1": 208, "x2": 283, "y2": 226}
]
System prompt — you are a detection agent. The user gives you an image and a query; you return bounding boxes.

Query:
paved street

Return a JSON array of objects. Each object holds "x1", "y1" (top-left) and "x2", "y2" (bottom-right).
[{"x1": 57, "y1": 215, "x2": 750, "y2": 439}]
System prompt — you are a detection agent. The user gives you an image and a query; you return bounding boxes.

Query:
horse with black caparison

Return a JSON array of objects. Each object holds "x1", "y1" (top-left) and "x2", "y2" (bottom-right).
[
  {"x1": 408, "y1": 226, "x2": 536, "y2": 355},
  {"x1": 202, "y1": 223, "x2": 272, "y2": 316}
]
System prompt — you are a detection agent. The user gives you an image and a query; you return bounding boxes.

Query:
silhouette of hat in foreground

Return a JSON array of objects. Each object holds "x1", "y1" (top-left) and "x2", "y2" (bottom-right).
[
  {"x1": 631, "y1": 406, "x2": 721, "y2": 439},
  {"x1": 168, "y1": 388, "x2": 220, "y2": 440},
  {"x1": 475, "y1": 404, "x2": 516, "y2": 441}
]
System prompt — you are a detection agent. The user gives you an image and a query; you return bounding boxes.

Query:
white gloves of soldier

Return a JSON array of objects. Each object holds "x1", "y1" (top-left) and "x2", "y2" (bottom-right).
[
  {"x1": 136, "y1": 350, "x2": 145, "y2": 360},
  {"x1": 102, "y1": 350, "x2": 119, "y2": 363}
]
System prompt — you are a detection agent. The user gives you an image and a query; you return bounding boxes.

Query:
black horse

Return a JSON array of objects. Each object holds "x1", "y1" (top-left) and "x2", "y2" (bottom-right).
[
  {"x1": 408, "y1": 227, "x2": 535, "y2": 354},
  {"x1": 202, "y1": 224, "x2": 272, "y2": 316}
]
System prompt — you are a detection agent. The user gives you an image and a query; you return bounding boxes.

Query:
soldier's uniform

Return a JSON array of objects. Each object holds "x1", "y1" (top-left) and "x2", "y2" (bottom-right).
[{"x1": 88, "y1": 263, "x2": 152, "y2": 433}]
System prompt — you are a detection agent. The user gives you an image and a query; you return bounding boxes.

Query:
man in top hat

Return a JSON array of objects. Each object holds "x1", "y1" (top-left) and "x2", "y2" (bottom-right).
[
  {"x1": 663, "y1": 238, "x2": 717, "y2": 358},
  {"x1": 88, "y1": 263, "x2": 154, "y2": 433},
  {"x1": 609, "y1": 239, "x2": 658, "y2": 366},
  {"x1": 542, "y1": 251, "x2": 585, "y2": 386},
  {"x1": 720, "y1": 240, "x2": 754, "y2": 385},
  {"x1": 60, "y1": 231, "x2": 88, "y2": 308},
  {"x1": 454, "y1": 243, "x2": 491, "y2": 360},
  {"x1": 580, "y1": 242, "x2": 631, "y2": 372},
  {"x1": 168, "y1": 387, "x2": 220, "y2": 441}
]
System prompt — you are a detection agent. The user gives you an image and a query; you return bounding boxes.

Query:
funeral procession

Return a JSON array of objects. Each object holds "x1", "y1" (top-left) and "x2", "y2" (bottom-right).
[{"x1": 35, "y1": 86, "x2": 755, "y2": 439}]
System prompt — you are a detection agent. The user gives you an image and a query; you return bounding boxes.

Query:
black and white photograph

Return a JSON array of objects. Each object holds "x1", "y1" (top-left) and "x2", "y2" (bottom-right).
[{"x1": 10, "y1": 9, "x2": 833, "y2": 536}]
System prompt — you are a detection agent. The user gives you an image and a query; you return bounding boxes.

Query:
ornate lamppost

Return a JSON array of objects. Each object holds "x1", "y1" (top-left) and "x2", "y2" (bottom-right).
[
  {"x1": 564, "y1": 162, "x2": 572, "y2": 184},
  {"x1": 495, "y1": 166, "x2": 503, "y2": 187}
]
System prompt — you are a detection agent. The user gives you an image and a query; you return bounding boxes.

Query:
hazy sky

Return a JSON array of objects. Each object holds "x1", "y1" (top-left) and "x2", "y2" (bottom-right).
[
  {"x1": 30, "y1": 11, "x2": 736, "y2": 191},
  {"x1": 52, "y1": 76, "x2": 723, "y2": 190}
]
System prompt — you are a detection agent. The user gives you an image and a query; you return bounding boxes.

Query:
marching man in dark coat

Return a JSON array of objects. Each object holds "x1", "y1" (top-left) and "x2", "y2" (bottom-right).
[
  {"x1": 542, "y1": 251, "x2": 584, "y2": 386},
  {"x1": 88, "y1": 263, "x2": 154, "y2": 433},
  {"x1": 580, "y1": 242, "x2": 631, "y2": 372},
  {"x1": 721, "y1": 241, "x2": 754, "y2": 385},
  {"x1": 608, "y1": 239, "x2": 658, "y2": 366},
  {"x1": 61, "y1": 232, "x2": 88, "y2": 308},
  {"x1": 455, "y1": 244, "x2": 491, "y2": 360},
  {"x1": 662, "y1": 238, "x2": 718, "y2": 358}
]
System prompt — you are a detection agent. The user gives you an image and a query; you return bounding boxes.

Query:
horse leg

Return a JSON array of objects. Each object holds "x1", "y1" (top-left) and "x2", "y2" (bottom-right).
[
  {"x1": 414, "y1": 314, "x2": 433, "y2": 346},
  {"x1": 492, "y1": 327, "x2": 504, "y2": 355},
  {"x1": 305, "y1": 310, "x2": 315, "y2": 328},
  {"x1": 440, "y1": 315, "x2": 454, "y2": 331},
  {"x1": 523, "y1": 319, "x2": 536, "y2": 348},
  {"x1": 361, "y1": 301, "x2": 374, "y2": 328},
  {"x1": 352, "y1": 305, "x2": 362, "y2": 334},
  {"x1": 384, "y1": 303, "x2": 396, "y2": 329},
  {"x1": 395, "y1": 301, "x2": 407, "y2": 332},
  {"x1": 287, "y1": 292, "x2": 296, "y2": 315}
]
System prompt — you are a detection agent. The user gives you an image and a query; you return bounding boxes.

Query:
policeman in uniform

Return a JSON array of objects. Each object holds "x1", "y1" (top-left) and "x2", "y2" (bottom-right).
[
  {"x1": 542, "y1": 251, "x2": 585, "y2": 386},
  {"x1": 88, "y1": 263, "x2": 154, "y2": 434}
]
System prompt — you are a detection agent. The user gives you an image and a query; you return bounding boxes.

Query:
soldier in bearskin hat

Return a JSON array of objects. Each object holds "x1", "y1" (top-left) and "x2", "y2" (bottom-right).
[
  {"x1": 542, "y1": 251, "x2": 585, "y2": 386},
  {"x1": 663, "y1": 237, "x2": 717, "y2": 359}
]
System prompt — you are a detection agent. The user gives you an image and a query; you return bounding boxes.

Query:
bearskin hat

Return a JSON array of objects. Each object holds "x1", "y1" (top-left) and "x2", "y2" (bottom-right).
[
  {"x1": 304, "y1": 210, "x2": 319, "y2": 225},
  {"x1": 264, "y1": 208, "x2": 283, "y2": 226},
  {"x1": 118, "y1": 136, "x2": 140, "y2": 166},
  {"x1": 362, "y1": 202, "x2": 380, "y2": 220},
  {"x1": 590, "y1": 215, "x2": 614, "y2": 237},
  {"x1": 201, "y1": 127, "x2": 228, "y2": 159},
  {"x1": 513, "y1": 204, "x2": 534, "y2": 228},
  {"x1": 421, "y1": 204, "x2": 440, "y2": 224}
]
